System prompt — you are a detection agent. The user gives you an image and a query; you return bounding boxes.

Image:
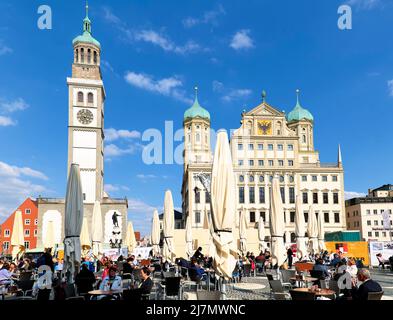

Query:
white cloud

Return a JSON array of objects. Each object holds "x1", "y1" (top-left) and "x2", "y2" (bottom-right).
[
  {"x1": 213, "y1": 81, "x2": 252, "y2": 103},
  {"x1": 0, "y1": 98, "x2": 29, "y2": 113},
  {"x1": 347, "y1": 0, "x2": 380, "y2": 9},
  {"x1": 0, "y1": 116, "x2": 15, "y2": 126},
  {"x1": 387, "y1": 80, "x2": 393, "y2": 96},
  {"x1": 104, "y1": 184, "x2": 130, "y2": 194},
  {"x1": 101, "y1": 60, "x2": 115, "y2": 73},
  {"x1": 105, "y1": 128, "x2": 141, "y2": 142},
  {"x1": 104, "y1": 143, "x2": 143, "y2": 157},
  {"x1": 102, "y1": 6, "x2": 122, "y2": 24},
  {"x1": 183, "y1": 4, "x2": 226, "y2": 28},
  {"x1": 136, "y1": 174, "x2": 157, "y2": 179},
  {"x1": 212, "y1": 80, "x2": 224, "y2": 93},
  {"x1": 124, "y1": 71, "x2": 192, "y2": 104},
  {"x1": 230, "y1": 29, "x2": 254, "y2": 50},
  {"x1": 0, "y1": 41, "x2": 12, "y2": 56},
  {"x1": 345, "y1": 191, "x2": 367, "y2": 200},
  {"x1": 0, "y1": 161, "x2": 49, "y2": 222},
  {"x1": 0, "y1": 161, "x2": 48, "y2": 180}
]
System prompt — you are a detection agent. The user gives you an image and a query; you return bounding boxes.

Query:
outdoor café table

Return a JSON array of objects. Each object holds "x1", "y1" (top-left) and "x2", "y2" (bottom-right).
[
  {"x1": 292, "y1": 287, "x2": 335, "y2": 297},
  {"x1": 88, "y1": 289, "x2": 123, "y2": 299},
  {"x1": 290, "y1": 276, "x2": 318, "y2": 288}
]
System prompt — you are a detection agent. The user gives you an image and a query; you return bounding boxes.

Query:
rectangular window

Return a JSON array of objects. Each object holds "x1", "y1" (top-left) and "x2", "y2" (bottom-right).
[
  {"x1": 333, "y1": 193, "x2": 339, "y2": 204},
  {"x1": 34, "y1": 229, "x2": 38, "y2": 237},
  {"x1": 278, "y1": 160, "x2": 284, "y2": 166},
  {"x1": 249, "y1": 187, "x2": 255, "y2": 204},
  {"x1": 334, "y1": 212, "x2": 340, "y2": 223},
  {"x1": 303, "y1": 192, "x2": 308, "y2": 204},
  {"x1": 277, "y1": 144, "x2": 283, "y2": 151},
  {"x1": 367, "y1": 220, "x2": 371, "y2": 226},
  {"x1": 368, "y1": 232, "x2": 372, "y2": 237},
  {"x1": 322, "y1": 176, "x2": 328, "y2": 182},
  {"x1": 195, "y1": 211, "x2": 201, "y2": 224},
  {"x1": 258, "y1": 144, "x2": 263, "y2": 150},
  {"x1": 238, "y1": 160, "x2": 243, "y2": 166},
  {"x1": 24, "y1": 241, "x2": 30, "y2": 249},
  {"x1": 289, "y1": 188, "x2": 295, "y2": 204},
  {"x1": 313, "y1": 192, "x2": 318, "y2": 204},
  {"x1": 25, "y1": 219, "x2": 30, "y2": 225},
  {"x1": 332, "y1": 176, "x2": 338, "y2": 182},
  {"x1": 260, "y1": 212, "x2": 266, "y2": 223},
  {"x1": 249, "y1": 160, "x2": 254, "y2": 166},
  {"x1": 34, "y1": 219, "x2": 38, "y2": 225},
  {"x1": 375, "y1": 231, "x2": 379, "y2": 237},
  {"x1": 268, "y1": 160, "x2": 274, "y2": 166},
  {"x1": 374, "y1": 220, "x2": 378, "y2": 226},
  {"x1": 280, "y1": 187, "x2": 285, "y2": 204},
  {"x1": 3, "y1": 242, "x2": 9, "y2": 250},
  {"x1": 258, "y1": 160, "x2": 264, "y2": 166},
  {"x1": 302, "y1": 175, "x2": 307, "y2": 182},
  {"x1": 250, "y1": 211, "x2": 256, "y2": 223},
  {"x1": 288, "y1": 144, "x2": 294, "y2": 151},
  {"x1": 324, "y1": 212, "x2": 329, "y2": 223},
  {"x1": 205, "y1": 191, "x2": 210, "y2": 204},
  {"x1": 259, "y1": 187, "x2": 265, "y2": 204},
  {"x1": 238, "y1": 144, "x2": 243, "y2": 150},
  {"x1": 4, "y1": 229, "x2": 10, "y2": 237},
  {"x1": 239, "y1": 187, "x2": 245, "y2": 204},
  {"x1": 25, "y1": 209, "x2": 31, "y2": 214},
  {"x1": 288, "y1": 160, "x2": 294, "y2": 166},
  {"x1": 304, "y1": 212, "x2": 309, "y2": 223},
  {"x1": 268, "y1": 144, "x2": 273, "y2": 151},
  {"x1": 383, "y1": 232, "x2": 387, "y2": 237},
  {"x1": 195, "y1": 190, "x2": 200, "y2": 204},
  {"x1": 24, "y1": 229, "x2": 30, "y2": 237},
  {"x1": 366, "y1": 210, "x2": 371, "y2": 215},
  {"x1": 373, "y1": 210, "x2": 378, "y2": 215},
  {"x1": 312, "y1": 175, "x2": 317, "y2": 182},
  {"x1": 248, "y1": 144, "x2": 254, "y2": 150},
  {"x1": 290, "y1": 211, "x2": 295, "y2": 223},
  {"x1": 323, "y1": 192, "x2": 328, "y2": 204}
]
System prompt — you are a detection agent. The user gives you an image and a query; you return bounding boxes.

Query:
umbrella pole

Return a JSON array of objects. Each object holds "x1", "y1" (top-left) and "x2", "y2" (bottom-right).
[{"x1": 220, "y1": 277, "x2": 227, "y2": 300}]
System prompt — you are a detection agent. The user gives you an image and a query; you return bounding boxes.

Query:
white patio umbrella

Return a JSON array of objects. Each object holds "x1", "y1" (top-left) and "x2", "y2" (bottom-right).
[
  {"x1": 294, "y1": 195, "x2": 307, "y2": 260},
  {"x1": 239, "y1": 209, "x2": 247, "y2": 256},
  {"x1": 151, "y1": 210, "x2": 160, "y2": 257},
  {"x1": 80, "y1": 217, "x2": 91, "y2": 248},
  {"x1": 10, "y1": 210, "x2": 24, "y2": 261},
  {"x1": 162, "y1": 190, "x2": 176, "y2": 264},
  {"x1": 307, "y1": 205, "x2": 319, "y2": 256},
  {"x1": 91, "y1": 201, "x2": 103, "y2": 258},
  {"x1": 203, "y1": 208, "x2": 216, "y2": 258},
  {"x1": 44, "y1": 221, "x2": 56, "y2": 249},
  {"x1": 269, "y1": 175, "x2": 286, "y2": 268},
  {"x1": 125, "y1": 221, "x2": 137, "y2": 254},
  {"x1": 185, "y1": 216, "x2": 193, "y2": 259},
  {"x1": 210, "y1": 129, "x2": 237, "y2": 282},
  {"x1": 63, "y1": 163, "x2": 84, "y2": 284},
  {"x1": 318, "y1": 213, "x2": 327, "y2": 252},
  {"x1": 258, "y1": 216, "x2": 266, "y2": 252}
]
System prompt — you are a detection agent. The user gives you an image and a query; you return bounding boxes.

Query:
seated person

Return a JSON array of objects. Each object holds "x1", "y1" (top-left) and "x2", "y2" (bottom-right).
[
  {"x1": 75, "y1": 262, "x2": 96, "y2": 295},
  {"x1": 188, "y1": 258, "x2": 206, "y2": 282},
  {"x1": 330, "y1": 254, "x2": 341, "y2": 267},
  {"x1": 0, "y1": 263, "x2": 12, "y2": 286},
  {"x1": 123, "y1": 257, "x2": 135, "y2": 275},
  {"x1": 346, "y1": 258, "x2": 358, "y2": 278},
  {"x1": 192, "y1": 247, "x2": 204, "y2": 263},
  {"x1": 312, "y1": 258, "x2": 330, "y2": 280},
  {"x1": 351, "y1": 269, "x2": 382, "y2": 301},
  {"x1": 98, "y1": 266, "x2": 122, "y2": 300},
  {"x1": 123, "y1": 267, "x2": 153, "y2": 300}
]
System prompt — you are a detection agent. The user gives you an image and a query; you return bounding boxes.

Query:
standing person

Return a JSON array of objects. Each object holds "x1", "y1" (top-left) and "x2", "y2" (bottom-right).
[
  {"x1": 287, "y1": 247, "x2": 294, "y2": 269},
  {"x1": 376, "y1": 253, "x2": 385, "y2": 270}
]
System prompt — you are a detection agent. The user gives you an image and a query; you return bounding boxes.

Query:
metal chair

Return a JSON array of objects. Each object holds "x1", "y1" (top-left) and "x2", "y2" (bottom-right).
[
  {"x1": 328, "y1": 280, "x2": 341, "y2": 299},
  {"x1": 289, "y1": 290, "x2": 316, "y2": 301},
  {"x1": 15, "y1": 280, "x2": 35, "y2": 296},
  {"x1": 368, "y1": 291, "x2": 384, "y2": 300},
  {"x1": 160, "y1": 276, "x2": 181, "y2": 300},
  {"x1": 269, "y1": 280, "x2": 290, "y2": 299},
  {"x1": 280, "y1": 269, "x2": 296, "y2": 289}
]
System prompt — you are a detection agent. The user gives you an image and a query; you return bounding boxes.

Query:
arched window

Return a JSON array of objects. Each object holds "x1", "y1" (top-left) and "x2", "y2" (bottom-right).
[
  {"x1": 81, "y1": 48, "x2": 85, "y2": 63},
  {"x1": 78, "y1": 92, "x2": 84, "y2": 103},
  {"x1": 290, "y1": 232, "x2": 296, "y2": 243},
  {"x1": 87, "y1": 49, "x2": 91, "y2": 63},
  {"x1": 280, "y1": 176, "x2": 285, "y2": 183},
  {"x1": 94, "y1": 51, "x2": 98, "y2": 64},
  {"x1": 239, "y1": 175, "x2": 244, "y2": 183},
  {"x1": 249, "y1": 175, "x2": 254, "y2": 183},
  {"x1": 75, "y1": 49, "x2": 79, "y2": 63},
  {"x1": 259, "y1": 175, "x2": 264, "y2": 183},
  {"x1": 88, "y1": 92, "x2": 94, "y2": 104},
  {"x1": 196, "y1": 133, "x2": 200, "y2": 142},
  {"x1": 302, "y1": 135, "x2": 306, "y2": 143}
]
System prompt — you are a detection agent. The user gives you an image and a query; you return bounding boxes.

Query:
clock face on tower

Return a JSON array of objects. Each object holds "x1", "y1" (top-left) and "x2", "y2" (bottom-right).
[{"x1": 77, "y1": 109, "x2": 94, "y2": 125}]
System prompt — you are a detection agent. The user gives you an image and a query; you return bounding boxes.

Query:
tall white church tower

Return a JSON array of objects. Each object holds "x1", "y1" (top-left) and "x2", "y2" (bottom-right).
[{"x1": 67, "y1": 3, "x2": 104, "y2": 204}]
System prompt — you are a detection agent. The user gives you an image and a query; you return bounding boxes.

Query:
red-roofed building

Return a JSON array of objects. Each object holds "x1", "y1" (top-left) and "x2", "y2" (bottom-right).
[{"x1": 0, "y1": 198, "x2": 38, "y2": 255}]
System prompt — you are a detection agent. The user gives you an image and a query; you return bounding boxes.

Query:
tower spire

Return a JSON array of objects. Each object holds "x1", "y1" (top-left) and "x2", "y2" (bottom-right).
[
  {"x1": 262, "y1": 90, "x2": 267, "y2": 103},
  {"x1": 296, "y1": 89, "x2": 301, "y2": 107},
  {"x1": 85, "y1": 0, "x2": 89, "y2": 18},
  {"x1": 338, "y1": 144, "x2": 342, "y2": 166},
  {"x1": 83, "y1": 0, "x2": 91, "y2": 34}
]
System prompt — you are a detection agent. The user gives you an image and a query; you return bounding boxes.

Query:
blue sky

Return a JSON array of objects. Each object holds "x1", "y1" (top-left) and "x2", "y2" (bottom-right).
[{"x1": 0, "y1": 0, "x2": 393, "y2": 236}]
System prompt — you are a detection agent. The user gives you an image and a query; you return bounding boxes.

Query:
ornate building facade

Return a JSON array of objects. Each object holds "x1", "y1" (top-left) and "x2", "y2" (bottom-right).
[
  {"x1": 37, "y1": 5, "x2": 128, "y2": 249},
  {"x1": 181, "y1": 90, "x2": 346, "y2": 244}
]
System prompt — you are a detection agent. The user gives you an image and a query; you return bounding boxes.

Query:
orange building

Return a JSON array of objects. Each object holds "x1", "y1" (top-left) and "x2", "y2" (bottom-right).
[{"x1": 0, "y1": 198, "x2": 38, "y2": 255}]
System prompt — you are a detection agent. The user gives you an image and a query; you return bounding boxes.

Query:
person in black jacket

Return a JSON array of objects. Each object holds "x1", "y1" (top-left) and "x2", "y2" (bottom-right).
[
  {"x1": 138, "y1": 267, "x2": 153, "y2": 295},
  {"x1": 122, "y1": 257, "x2": 134, "y2": 275},
  {"x1": 351, "y1": 269, "x2": 383, "y2": 300},
  {"x1": 75, "y1": 263, "x2": 97, "y2": 296}
]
